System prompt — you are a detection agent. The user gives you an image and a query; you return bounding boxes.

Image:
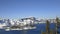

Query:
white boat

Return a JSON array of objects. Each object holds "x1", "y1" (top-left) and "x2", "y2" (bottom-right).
[{"x1": 5, "y1": 26, "x2": 36, "y2": 31}]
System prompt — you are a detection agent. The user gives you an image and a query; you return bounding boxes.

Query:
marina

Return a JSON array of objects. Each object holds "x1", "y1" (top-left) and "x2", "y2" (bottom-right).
[
  {"x1": 5, "y1": 26, "x2": 36, "y2": 31},
  {"x1": 0, "y1": 0, "x2": 60, "y2": 34},
  {"x1": 0, "y1": 17, "x2": 60, "y2": 34}
]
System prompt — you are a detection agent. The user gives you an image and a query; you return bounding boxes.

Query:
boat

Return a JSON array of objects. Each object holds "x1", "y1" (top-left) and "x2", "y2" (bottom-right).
[{"x1": 5, "y1": 26, "x2": 36, "y2": 31}]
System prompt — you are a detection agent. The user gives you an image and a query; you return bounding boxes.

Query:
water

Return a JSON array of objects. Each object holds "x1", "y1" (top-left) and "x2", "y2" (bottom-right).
[{"x1": 0, "y1": 23, "x2": 57, "y2": 34}]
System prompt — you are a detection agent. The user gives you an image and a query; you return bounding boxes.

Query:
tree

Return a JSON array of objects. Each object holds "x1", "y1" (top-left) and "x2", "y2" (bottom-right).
[{"x1": 46, "y1": 20, "x2": 50, "y2": 34}]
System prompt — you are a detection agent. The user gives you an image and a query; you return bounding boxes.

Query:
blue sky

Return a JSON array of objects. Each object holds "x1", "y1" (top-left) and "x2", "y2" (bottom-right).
[{"x1": 0, "y1": 0, "x2": 60, "y2": 19}]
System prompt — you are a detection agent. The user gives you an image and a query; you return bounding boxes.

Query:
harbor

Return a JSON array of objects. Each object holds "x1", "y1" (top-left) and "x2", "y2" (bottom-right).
[
  {"x1": 0, "y1": 17, "x2": 60, "y2": 34},
  {"x1": 0, "y1": 0, "x2": 60, "y2": 34}
]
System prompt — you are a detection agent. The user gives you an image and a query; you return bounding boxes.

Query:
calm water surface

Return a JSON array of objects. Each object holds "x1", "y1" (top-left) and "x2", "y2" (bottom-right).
[{"x1": 0, "y1": 23, "x2": 58, "y2": 34}]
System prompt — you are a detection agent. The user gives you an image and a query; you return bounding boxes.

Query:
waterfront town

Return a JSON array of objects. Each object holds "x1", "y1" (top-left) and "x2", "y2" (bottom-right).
[
  {"x1": 0, "y1": 17, "x2": 57, "y2": 29},
  {"x1": 0, "y1": 17, "x2": 57, "y2": 27},
  {"x1": 0, "y1": 17, "x2": 38, "y2": 29},
  {"x1": 0, "y1": 17, "x2": 60, "y2": 34}
]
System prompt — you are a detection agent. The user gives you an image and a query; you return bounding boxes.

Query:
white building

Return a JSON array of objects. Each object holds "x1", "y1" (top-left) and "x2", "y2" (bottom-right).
[{"x1": 0, "y1": 23, "x2": 7, "y2": 29}]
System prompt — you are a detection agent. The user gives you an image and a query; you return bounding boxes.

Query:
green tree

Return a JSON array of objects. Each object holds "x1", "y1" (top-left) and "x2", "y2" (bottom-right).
[{"x1": 46, "y1": 20, "x2": 50, "y2": 34}]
